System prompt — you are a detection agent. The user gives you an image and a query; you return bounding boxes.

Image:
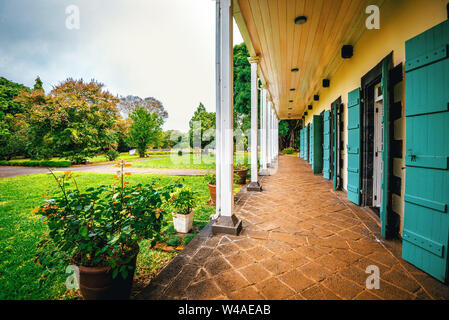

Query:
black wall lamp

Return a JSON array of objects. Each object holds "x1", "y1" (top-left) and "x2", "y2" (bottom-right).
[
  {"x1": 314, "y1": 95, "x2": 319, "y2": 101},
  {"x1": 323, "y1": 79, "x2": 330, "y2": 87},
  {"x1": 308, "y1": 105, "x2": 313, "y2": 110},
  {"x1": 291, "y1": 68, "x2": 299, "y2": 72},
  {"x1": 341, "y1": 45, "x2": 353, "y2": 59}
]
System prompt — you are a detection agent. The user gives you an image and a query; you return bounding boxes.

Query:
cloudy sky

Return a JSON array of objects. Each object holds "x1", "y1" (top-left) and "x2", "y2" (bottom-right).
[{"x1": 0, "y1": 0, "x2": 243, "y2": 132}]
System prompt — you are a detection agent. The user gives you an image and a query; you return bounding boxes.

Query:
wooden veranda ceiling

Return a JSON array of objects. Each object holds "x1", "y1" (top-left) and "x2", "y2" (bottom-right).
[{"x1": 234, "y1": 0, "x2": 384, "y2": 119}]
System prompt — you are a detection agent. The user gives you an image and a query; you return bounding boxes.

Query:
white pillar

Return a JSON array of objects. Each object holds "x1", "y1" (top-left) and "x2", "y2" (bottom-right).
[
  {"x1": 212, "y1": 0, "x2": 242, "y2": 235},
  {"x1": 260, "y1": 87, "x2": 268, "y2": 175},
  {"x1": 248, "y1": 56, "x2": 262, "y2": 191},
  {"x1": 267, "y1": 101, "x2": 273, "y2": 167}
]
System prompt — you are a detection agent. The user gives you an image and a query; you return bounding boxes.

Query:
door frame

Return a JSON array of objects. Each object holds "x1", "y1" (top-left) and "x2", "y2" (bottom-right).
[
  {"x1": 331, "y1": 97, "x2": 343, "y2": 190},
  {"x1": 361, "y1": 52, "x2": 394, "y2": 238}
]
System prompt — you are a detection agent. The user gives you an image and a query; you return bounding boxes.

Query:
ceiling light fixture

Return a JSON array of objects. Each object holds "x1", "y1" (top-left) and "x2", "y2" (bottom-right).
[
  {"x1": 295, "y1": 16, "x2": 307, "y2": 25},
  {"x1": 291, "y1": 68, "x2": 299, "y2": 72}
]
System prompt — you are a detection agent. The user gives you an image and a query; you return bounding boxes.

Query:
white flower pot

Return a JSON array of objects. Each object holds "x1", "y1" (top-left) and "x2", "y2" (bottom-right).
[{"x1": 173, "y1": 210, "x2": 194, "y2": 233}]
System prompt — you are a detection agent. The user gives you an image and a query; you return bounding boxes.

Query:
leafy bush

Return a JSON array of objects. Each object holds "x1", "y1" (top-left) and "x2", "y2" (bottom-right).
[
  {"x1": 233, "y1": 163, "x2": 248, "y2": 170},
  {"x1": 165, "y1": 236, "x2": 181, "y2": 247},
  {"x1": 177, "y1": 150, "x2": 183, "y2": 156},
  {"x1": 33, "y1": 161, "x2": 181, "y2": 279},
  {"x1": 282, "y1": 147, "x2": 295, "y2": 154},
  {"x1": 0, "y1": 160, "x2": 71, "y2": 167},
  {"x1": 203, "y1": 171, "x2": 216, "y2": 185},
  {"x1": 105, "y1": 149, "x2": 120, "y2": 161},
  {"x1": 171, "y1": 187, "x2": 197, "y2": 215}
]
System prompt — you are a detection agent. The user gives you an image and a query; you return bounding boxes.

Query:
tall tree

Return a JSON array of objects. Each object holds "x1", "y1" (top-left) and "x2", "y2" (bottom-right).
[
  {"x1": 188, "y1": 103, "x2": 216, "y2": 149},
  {"x1": 233, "y1": 43, "x2": 251, "y2": 132},
  {"x1": 118, "y1": 95, "x2": 168, "y2": 120},
  {"x1": 128, "y1": 106, "x2": 163, "y2": 157},
  {"x1": 33, "y1": 76, "x2": 43, "y2": 91},
  {"x1": 0, "y1": 77, "x2": 30, "y2": 159},
  {"x1": 16, "y1": 78, "x2": 120, "y2": 163}
]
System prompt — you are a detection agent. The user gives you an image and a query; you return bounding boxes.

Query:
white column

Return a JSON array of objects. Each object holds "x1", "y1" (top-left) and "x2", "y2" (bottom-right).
[
  {"x1": 248, "y1": 56, "x2": 262, "y2": 191},
  {"x1": 212, "y1": 0, "x2": 242, "y2": 235},
  {"x1": 267, "y1": 101, "x2": 273, "y2": 167},
  {"x1": 260, "y1": 87, "x2": 268, "y2": 174}
]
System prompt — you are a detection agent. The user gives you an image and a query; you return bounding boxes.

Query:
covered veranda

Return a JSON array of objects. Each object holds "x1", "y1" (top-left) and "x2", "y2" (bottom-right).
[
  {"x1": 137, "y1": 155, "x2": 449, "y2": 299},
  {"x1": 137, "y1": 0, "x2": 449, "y2": 299}
]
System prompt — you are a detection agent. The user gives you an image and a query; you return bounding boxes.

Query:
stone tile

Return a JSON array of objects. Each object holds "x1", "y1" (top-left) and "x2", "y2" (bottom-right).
[
  {"x1": 214, "y1": 270, "x2": 250, "y2": 294},
  {"x1": 278, "y1": 269, "x2": 315, "y2": 292},
  {"x1": 256, "y1": 277, "x2": 296, "y2": 300},
  {"x1": 381, "y1": 266, "x2": 421, "y2": 294},
  {"x1": 260, "y1": 257, "x2": 293, "y2": 275},
  {"x1": 245, "y1": 246, "x2": 275, "y2": 261},
  {"x1": 217, "y1": 242, "x2": 240, "y2": 256},
  {"x1": 277, "y1": 251, "x2": 310, "y2": 268},
  {"x1": 299, "y1": 262, "x2": 330, "y2": 282},
  {"x1": 204, "y1": 254, "x2": 232, "y2": 277},
  {"x1": 354, "y1": 290, "x2": 383, "y2": 300},
  {"x1": 239, "y1": 263, "x2": 272, "y2": 284},
  {"x1": 186, "y1": 279, "x2": 223, "y2": 300},
  {"x1": 374, "y1": 280, "x2": 415, "y2": 300},
  {"x1": 224, "y1": 250, "x2": 255, "y2": 269},
  {"x1": 228, "y1": 286, "x2": 265, "y2": 300},
  {"x1": 321, "y1": 275, "x2": 364, "y2": 300},
  {"x1": 300, "y1": 284, "x2": 342, "y2": 300}
]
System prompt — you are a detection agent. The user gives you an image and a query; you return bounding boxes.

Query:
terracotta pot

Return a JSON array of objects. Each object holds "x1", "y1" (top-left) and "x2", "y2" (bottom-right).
[
  {"x1": 208, "y1": 183, "x2": 216, "y2": 204},
  {"x1": 234, "y1": 169, "x2": 248, "y2": 184},
  {"x1": 78, "y1": 251, "x2": 138, "y2": 300}
]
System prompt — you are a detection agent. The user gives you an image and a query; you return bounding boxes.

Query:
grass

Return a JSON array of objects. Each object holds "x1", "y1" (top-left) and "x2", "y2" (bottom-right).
[
  {"x1": 132, "y1": 152, "x2": 250, "y2": 170},
  {"x1": 0, "y1": 172, "x2": 217, "y2": 300},
  {"x1": 2, "y1": 152, "x2": 169, "y2": 167}
]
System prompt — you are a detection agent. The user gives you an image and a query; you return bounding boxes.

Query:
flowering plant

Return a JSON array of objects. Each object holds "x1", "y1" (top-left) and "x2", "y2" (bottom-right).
[
  {"x1": 170, "y1": 187, "x2": 197, "y2": 215},
  {"x1": 34, "y1": 161, "x2": 180, "y2": 279}
]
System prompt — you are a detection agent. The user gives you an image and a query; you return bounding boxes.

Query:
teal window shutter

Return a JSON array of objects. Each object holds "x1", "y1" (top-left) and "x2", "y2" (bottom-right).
[
  {"x1": 347, "y1": 88, "x2": 361, "y2": 205},
  {"x1": 402, "y1": 19, "x2": 449, "y2": 283},
  {"x1": 323, "y1": 110, "x2": 331, "y2": 179},
  {"x1": 312, "y1": 115, "x2": 323, "y2": 174}
]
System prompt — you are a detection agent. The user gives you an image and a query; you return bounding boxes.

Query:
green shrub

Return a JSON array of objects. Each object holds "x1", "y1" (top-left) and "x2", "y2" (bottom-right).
[
  {"x1": 0, "y1": 160, "x2": 71, "y2": 167},
  {"x1": 177, "y1": 150, "x2": 183, "y2": 156},
  {"x1": 166, "y1": 236, "x2": 181, "y2": 247},
  {"x1": 105, "y1": 149, "x2": 120, "y2": 161},
  {"x1": 282, "y1": 147, "x2": 295, "y2": 155}
]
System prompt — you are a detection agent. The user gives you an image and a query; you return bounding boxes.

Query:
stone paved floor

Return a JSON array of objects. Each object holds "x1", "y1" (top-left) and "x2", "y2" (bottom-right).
[{"x1": 136, "y1": 155, "x2": 449, "y2": 300}]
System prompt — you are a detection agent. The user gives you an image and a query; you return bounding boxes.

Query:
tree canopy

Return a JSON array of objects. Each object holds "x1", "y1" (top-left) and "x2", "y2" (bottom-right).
[{"x1": 128, "y1": 106, "x2": 164, "y2": 157}]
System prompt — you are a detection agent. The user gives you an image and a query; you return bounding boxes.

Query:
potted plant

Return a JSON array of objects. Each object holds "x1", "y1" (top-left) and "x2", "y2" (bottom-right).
[
  {"x1": 171, "y1": 187, "x2": 197, "y2": 233},
  {"x1": 33, "y1": 161, "x2": 179, "y2": 300},
  {"x1": 233, "y1": 163, "x2": 248, "y2": 184},
  {"x1": 203, "y1": 171, "x2": 216, "y2": 204}
]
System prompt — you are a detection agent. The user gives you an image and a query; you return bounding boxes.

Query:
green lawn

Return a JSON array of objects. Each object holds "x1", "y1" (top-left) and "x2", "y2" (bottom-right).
[
  {"x1": 132, "y1": 152, "x2": 250, "y2": 170},
  {"x1": 0, "y1": 172, "x2": 217, "y2": 300}
]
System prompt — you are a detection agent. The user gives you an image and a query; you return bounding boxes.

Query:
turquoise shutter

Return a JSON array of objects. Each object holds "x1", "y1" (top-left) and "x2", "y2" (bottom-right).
[
  {"x1": 300, "y1": 129, "x2": 304, "y2": 158},
  {"x1": 312, "y1": 115, "x2": 323, "y2": 174},
  {"x1": 332, "y1": 103, "x2": 338, "y2": 189},
  {"x1": 347, "y1": 88, "x2": 361, "y2": 205},
  {"x1": 380, "y1": 58, "x2": 390, "y2": 238},
  {"x1": 309, "y1": 122, "x2": 314, "y2": 165},
  {"x1": 402, "y1": 20, "x2": 449, "y2": 283},
  {"x1": 323, "y1": 110, "x2": 331, "y2": 179},
  {"x1": 304, "y1": 125, "x2": 309, "y2": 162}
]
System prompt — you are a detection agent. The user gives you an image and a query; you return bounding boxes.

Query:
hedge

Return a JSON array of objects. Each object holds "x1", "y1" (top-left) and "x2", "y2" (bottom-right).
[{"x1": 0, "y1": 160, "x2": 71, "y2": 167}]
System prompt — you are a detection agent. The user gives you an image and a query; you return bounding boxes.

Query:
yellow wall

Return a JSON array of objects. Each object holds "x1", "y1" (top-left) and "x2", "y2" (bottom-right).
[{"x1": 303, "y1": 0, "x2": 447, "y2": 234}]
